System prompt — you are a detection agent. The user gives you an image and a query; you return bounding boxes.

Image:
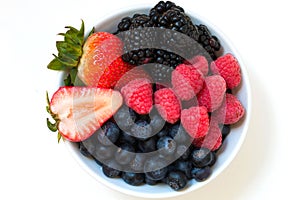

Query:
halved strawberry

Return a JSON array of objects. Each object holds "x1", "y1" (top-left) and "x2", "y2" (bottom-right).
[
  {"x1": 77, "y1": 32, "x2": 133, "y2": 88},
  {"x1": 47, "y1": 87, "x2": 123, "y2": 142}
]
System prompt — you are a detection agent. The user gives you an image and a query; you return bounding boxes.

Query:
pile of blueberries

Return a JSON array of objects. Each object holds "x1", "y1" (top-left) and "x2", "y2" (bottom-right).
[{"x1": 78, "y1": 106, "x2": 230, "y2": 191}]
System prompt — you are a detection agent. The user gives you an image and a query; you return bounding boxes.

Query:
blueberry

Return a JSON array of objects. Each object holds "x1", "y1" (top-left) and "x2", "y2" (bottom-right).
[
  {"x1": 156, "y1": 129, "x2": 168, "y2": 138},
  {"x1": 94, "y1": 145, "x2": 114, "y2": 161},
  {"x1": 102, "y1": 121, "x2": 120, "y2": 143},
  {"x1": 169, "y1": 124, "x2": 191, "y2": 144},
  {"x1": 144, "y1": 157, "x2": 168, "y2": 181},
  {"x1": 145, "y1": 176, "x2": 158, "y2": 185},
  {"x1": 130, "y1": 120, "x2": 153, "y2": 140},
  {"x1": 157, "y1": 136, "x2": 176, "y2": 155},
  {"x1": 114, "y1": 106, "x2": 136, "y2": 131},
  {"x1": 175, "y1": 160, "x2": 193, "y2": 179},
  {"x1": 122, "y1": 172, "x2": 145, "y2": 186},
  {"x1": 220, "y1": 124, "x2": 231, "y2": 139},
  {"x1": 191, "y1": 166, "x2": 211, "y2": 182},
  {"x1": 130, "y1": 153, "x2": 146, "y2": 172},
  {"x1": 115, "y1": 143, "x2": 135, "y2": 165},
  {"x1": 118, "y1": 131, "x2": 137, "y2": 145},
  {"x1": 138, "y1": 137, "x2": 157, "y2": 153},
  {"x1": 149, "y1": 109, "x2": 165, "y2": 134},
  {"x1": 175, "y1": 144, "x2": 192, "y2": 160},
  {"x1": 167, "y1": 171, "x2": 188, "y2": 191},
  {"x1": 191, "y1": 148, "x2": 216, "y2": 168},
  {"x1": 78, "y1": 142, "x2": 92, "y2": 157},
  {"x1": 102, "y1": 160, "x2": 121, "y2": 178}
]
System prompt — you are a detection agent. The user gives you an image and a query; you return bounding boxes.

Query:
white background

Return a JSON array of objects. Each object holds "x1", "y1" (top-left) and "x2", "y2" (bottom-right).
[{"x1": 0, "y1": 0, "x2": 299, "y2": 199}]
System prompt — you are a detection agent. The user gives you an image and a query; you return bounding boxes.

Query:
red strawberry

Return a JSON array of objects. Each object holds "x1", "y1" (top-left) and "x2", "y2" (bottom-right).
[
  {"x1": 77, "y1": 32, "x2": 133, "y2": 88},
  {"x1": 210, "y1": 53, "x2": 241, "y2": 89},
  {"x1": 154, "y1": 88, "x2": 181, "y2": 124},
  {"x1": 172, "y1": 64, "x2": 204, "y2": 101},
  {"x1": 181, "y1": 106, "x2": 209, "y2": 138},
  {"x1": 185, "y1": 55, "x2": 209, "y2": 76},
  {"x1": 47, "y1": 87, "x2": 123, "y2": 142},
  {"x1": 197, "y1": 75, "x2": 226, "y2": 112},
  {"x1": 121, "y1": 78, "x2": 153, "y2": 114},
  {"x1": 213, "y1": 93, "x2": 245, "y2": 124}
]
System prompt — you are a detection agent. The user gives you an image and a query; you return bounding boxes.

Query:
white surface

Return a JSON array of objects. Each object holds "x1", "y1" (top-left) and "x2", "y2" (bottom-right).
[{"x1": 0, "y1": 0, "x2": 299, "y2": 199}]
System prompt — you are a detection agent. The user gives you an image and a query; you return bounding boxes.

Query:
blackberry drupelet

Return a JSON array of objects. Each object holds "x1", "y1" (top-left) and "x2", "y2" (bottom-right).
[
  {"x1": 149, "y1": 1, "x2": 184, "y2": 24},
  {"x1": 146, "y1": 63, "x2": 173, "y2": 85},
  {"x1": 197, "y1": 24, "x2": 221, "y2": 60}
]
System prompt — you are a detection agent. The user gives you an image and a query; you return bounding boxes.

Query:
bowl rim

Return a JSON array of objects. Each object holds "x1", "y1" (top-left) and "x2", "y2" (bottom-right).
[{"x1": 63, "y1": 4, "x2": 252, "y2": 199}]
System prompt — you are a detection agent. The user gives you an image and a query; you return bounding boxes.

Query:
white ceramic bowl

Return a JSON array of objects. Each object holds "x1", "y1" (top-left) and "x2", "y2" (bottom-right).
[{"x1": 63, "y1": 5, "x2": 252, "y2": 199}]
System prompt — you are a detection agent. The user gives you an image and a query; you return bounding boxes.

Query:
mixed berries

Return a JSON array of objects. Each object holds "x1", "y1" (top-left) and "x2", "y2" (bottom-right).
[{"x1": 46, "y1": 1, "x2": 245, "y2": 192}]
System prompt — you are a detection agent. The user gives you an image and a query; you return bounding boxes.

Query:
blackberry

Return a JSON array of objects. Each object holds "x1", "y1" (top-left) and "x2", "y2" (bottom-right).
[
  {"x1": 146, "y1": 63, "x2": 173, "y2": 85},
  {"x1": 197, "y1": 24, "x2": 221, "y2": 60},
  {"x1": 151, "y1": 50, "x2": 183, "y2": 68},
  {"x1": 149, "y1": 1, "x2": 184, "y2": 24}
]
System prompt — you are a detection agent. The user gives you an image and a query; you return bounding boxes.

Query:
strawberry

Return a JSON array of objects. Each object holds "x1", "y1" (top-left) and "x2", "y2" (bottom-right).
[
  {"x1": 77, "y1": 32, "x2": 133, "y2": 88},
  {"x1": 121, "y1": 78, "x2": 153, "y2": 114},
  {"x1": 46, "y1": 87, "x2": 123, "y2": 142}
]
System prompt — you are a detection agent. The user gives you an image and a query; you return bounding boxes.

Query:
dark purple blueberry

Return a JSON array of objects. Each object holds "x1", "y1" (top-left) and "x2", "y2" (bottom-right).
[
  {"x1": 102, "y1": 121, "x2": 120, "y2": 143},
  {"x1": 145, "y1": 176, "x2": 158, "y2": 185},
  {"x1": 114, "y1": 106, "x2": 136, "y2": 131},
  {"x1": 220, "y1": 124, "x2": 231, "y2": 139},
  {"x1": 175, "y1": 144, "x2": 192, "y2": 160},
  {"x1": 119, "y1": 131, "x2": 137, "y2": 146},
  {"x1": 78, "y1": 142, "x2": 92, "y2": 157},
  {"x1": 149, "y1": 109, "x2": 165, "y2": 134},
  {"x1": 174, "y1": 160, "x2": 193, "y2": 179},
  {"x1": 94, "y1": 145, "x2": 114, "y2": 161},
  {"x1": 130, "y1": 153, "x2": 146, "y2": 172},
  {"x1": 167, "y1": 171, "x2": 187, "y2": 191},
  {"x1": 191, "y1": 148, "x2": 216, "y2": 168},
  {"x1": 168, "y1": 124, "x2": 191, "y2": 144},
  {"x1": 156, "y1": 129, "x2": 168, "y2": 138},
  {"x1": 157, "y1": 136, "x2": 176, "y2": 155},
  {"x1": 102, "y1": 160, "x2": 121, "y2": 178},
  {"x1": 115, "y1": 144, "x2": 135, "y2": 165},
  {"x1": 130, "y1": 120, "x2": 153, "y2": 140},
  {"x1": 122, "y1": 172, "x2": 145, "y2": 186},
  {"x1": 144, "y1": 157, "x2": 168, "y2": 181},
  {"x1": 138, "y1": 137, "x2": 157, "y2": 153},
  {"x1": 191, "y1": 166, "x2": 211, "y2": 182}
]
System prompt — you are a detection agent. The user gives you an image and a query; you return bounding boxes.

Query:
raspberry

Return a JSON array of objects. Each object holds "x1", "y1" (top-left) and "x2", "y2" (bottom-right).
[
  {"x1": 115, "y1": 67, "x2": 151, "y2": 90},
  {"x1": 197, "y1": 75, "x2": 226, "y2": 112},
  {"x1": 181, "y1": 106, "x2": 209, "y2": 138},
  {"x1": 210, "y1": 53, "x2": 241, "y2": 89},
  {"x1": 185, "y1": 55, "x2": 209, "y2": 76},
  {"x1": 213, "y1": 93, "x2": 245, "y2": 124},
  {"x1": 154, "y1": 88, "x2": 181, "y2": 124},
  {"x1": 121, "y1": 78, "x2": 153, "y2": 114},
  {"x1": 172, "y1": 64, "x2": 204, "y2": 101},
  {"x1": 202, "y1": 118, "x2": 222, "y2": 151}
]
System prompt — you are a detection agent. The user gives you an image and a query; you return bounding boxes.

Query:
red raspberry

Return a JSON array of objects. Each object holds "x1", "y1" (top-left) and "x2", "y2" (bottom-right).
[
  {"x1": 115, "y1": 67, "x2": 151, "y2": 90},
  {"x1": 192, "y1": 118, "x2": 222, "y2": 151},
  {"x1": 181, "y1": 106, "x2": 209, "y2": 138},
  {"x1": 154, "y1": 88, "x2": 181, "y2": 124},
  {"x1": 185, "y1": 55, "x2": 209, "y2": 76},
  {"x1": 172, "y1": 64, "x2": 204, "y2": 101},
  {"x1": 213, "y1": 93, "x2": 245, "y2": 124},
  {"x1": 210, "y1": 53, "x2": 241, "y2": 89},
  {"x1": 197, "y1": 75, "x2": 226, "y2": 112},
  {"x1": 121, "y1": 78, "x2": 153, "y2": 114}
]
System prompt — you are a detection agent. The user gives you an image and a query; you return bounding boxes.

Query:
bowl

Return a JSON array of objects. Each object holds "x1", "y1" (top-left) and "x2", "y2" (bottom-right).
[{"x1": 63, "y1": 5, "x2": 252, "y2": 199}]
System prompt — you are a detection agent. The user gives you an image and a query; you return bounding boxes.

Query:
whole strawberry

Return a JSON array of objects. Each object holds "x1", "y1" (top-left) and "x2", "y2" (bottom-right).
[
  {"x1": 154, "y1": 88, "x2": 181, "y2": 124},
  {"x1": 172, "y1": 64, "x2": 204, "y2": 101},
  {"x1": 210, "y1": 53, "x2": 241, "y2": 89},
  {"x1": 181, "y1": 106, "x2": 209, "y2": 138},
  {"x1": 121, "y1": 78, "x2": 153, "y2": 114},
  {"x1": 78, "y1": 32, "x2": 133, "y2": 88},
  {"x1": 197, "y1": 75, "x2": 226, "y2": 112},
  {"x1": 213, "y1": 93, "x2": 245, "y2": 124}
]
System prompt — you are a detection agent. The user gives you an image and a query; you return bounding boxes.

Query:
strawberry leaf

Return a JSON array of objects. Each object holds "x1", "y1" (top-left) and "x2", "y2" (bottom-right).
[
  {"x1": 57, "y1": 132, "x2": 62, "y2": 143},
  {"x1": 47, "y1": 57, "x2": 66, "y2": 70},
  {"x1": 47, "y1": 118, "x2": 58, "y2": 132}
]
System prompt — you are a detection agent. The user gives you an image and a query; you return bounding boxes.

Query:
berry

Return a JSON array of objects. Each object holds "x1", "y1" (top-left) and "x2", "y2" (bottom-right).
[
  {"x1": 191, "y1": 166, "x2": 212, "y2": 182},
  {"x1": 130, "y1": 120, "x2": 153, "y2": 140},
  {"x1": 151, "y1": 50, "x2": 183, "y2": 68},
  {"x1": 191, "y1": 148, "x2": 216, "y2": 168},
  {"x1": 119, "y1": 131, "x2": 137, "y2": 145},
  {"x1": 201, "y1": 118, "x2": 223, "y2": 151},
  {"x1": 181, "y1": 106, "x2": 209, "y2": 138},
  {"x1": 145, "y1": 177, "x2": 158, "y2": 185},
  {"x1": 115, "y1": 143, "x2": 135, "y2": 165},
  {"x1": 138, "y1": 137, "x2": 157, "y2": 153},
  {"x1": 175, "y1": 144, "x2": 192, "y2": 160},
  {"x1": 122, "y1": 172, "x2": 145, "y2": 186},
  {"x1": 149, "y1": 108, "x2": 165, "y2": 134},
  {"x1": 147, "y1": 63, "x2": 173, "y2": 85},
  {"x1": 220, "y1": 124, "x2": 231, "y2": 139},
  {"x1": 47, "y1": 87, "x2": 123, "y2": 142},
  {"x1": 114, "y1": 106, "x2": 136, "y2": 131},
  {"x1": 185, "y1": 55, "x2": 209, "y2": 76},
  {"x1": 154, "y1": 88, "x2": 181, "y2": 124},
  {"x1": 77, "y1": 32, "x2": 133, "y2": 88},
  {"x1": 197, "y1": 75, "x2": 226, "y2": 112},
  {"x1": 144, "y1": 157, "x2": 168, "y2": 181},
  {"x1": 172, "y1": 64, "x2": 204, "y2": 101},
  {"x1": 102, "y1": 160, "x2": 121, "y2": 178},
  {"x1": 214, "y1": 93, "x2": 245, "y2": 124},
  {"x1": 121, "y1": 78, "x2": 153, "y2": 115},
  {"x1": 130, "y1": 153, "x2": 146, "y2": 172},
  {"x1": 210, "y1": 53, "x2": 241, "y2": 89},
  {"x1": 93, "y1": 145, "x2": 114, "y2": 161},
  {"x1": 174, "y1": 160, "x2": 193, "y2": 179},
  {"x1": 197, "y1": 24, "x2": 221, "y2": 60},
  {"x1": 157, "y1": 136, "x2": 177, "y2": 155},
  {"x1": 78, "y1": 142, "x2": 92, "y2": 157},
  {"x1": 101, "y1": 121, "x2": 120, "y2": 144},
  {"x1": 167, "y1": 171, "x2": 188, "y2": 191},
  {"x1": 168, "y1": 124, "x2": 191, "y2": 144}
]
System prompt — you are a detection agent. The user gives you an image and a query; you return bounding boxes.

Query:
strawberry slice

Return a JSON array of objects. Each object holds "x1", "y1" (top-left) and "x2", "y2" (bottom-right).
[
  {"x1": 47, "y1": 87, "x2": 123, "y2": 142},
  {"x1": 77, "y1": 32, "x2": 133, "y2": 88}
]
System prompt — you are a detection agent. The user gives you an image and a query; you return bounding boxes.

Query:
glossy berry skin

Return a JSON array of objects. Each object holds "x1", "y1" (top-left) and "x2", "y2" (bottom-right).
[
  {"x1": 157, "y1": 136, "x2": 177, "y2": 156},
  {"x1": 138, "y1": 137, "x2": 157, "y2": 153},
  {"x1": 191, "y1": 148, "x2": 216, "y2": 168},
  {"x1": 102, "y1": 160, "x2": 121, "y2": 178},
  {"x1": 78, "y1": 142, "x2": 92, "y2": 157},
  {"x1": 119, "y1": 131, "x2": 137, "y2": 146},
  {"x1": 144, "y1": 157, "x2": 168, "y2": 181},
  {"x1": 168, "y1": 124, "x2": 191, "y2": 144},
  {"x1": 122, "y1": 172, "x2": 145, "y2": 186},
  {"x1": 149, "y1": 110, "x2": 165, "y2": 134},
  {"x1": 175, "y1": 160, "x2": 193, "y2": 179},
  {"x1": 167, "y1": 171, "x2": 188, "y2": 191},
  {"x1": 115, "y1": 143, "x2": 135, "y2": 165},
  {"x1": 191, "y1": 166, "x2": 212, "y2": 182},
  {"x1": 114, "y1": 106, "x2": 136, "y2": 131},
  {"x1": 95, "y1": 121, "x2": 120, "y2": 146}
]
